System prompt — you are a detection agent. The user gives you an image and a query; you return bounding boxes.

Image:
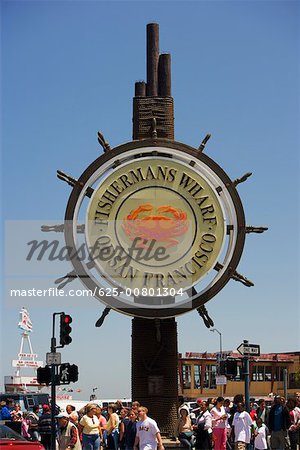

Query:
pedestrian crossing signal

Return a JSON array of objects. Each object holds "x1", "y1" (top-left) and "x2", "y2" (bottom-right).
[
  {"x1": 37, "y1": 366, "x2": 51, "y2": 385},
  {"x1": 59, "y1": 363, "x2": 79, "y2": 384},
  {"x1": 60, "y1": 313, "x2": 72, "y2": 346},
  {"x1": 69, "y1": 364, "x2": 79, "y2": 383}
]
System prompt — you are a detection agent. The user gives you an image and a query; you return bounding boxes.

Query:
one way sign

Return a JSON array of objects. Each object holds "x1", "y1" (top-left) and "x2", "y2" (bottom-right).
[{"x1": 237, "y1": 343, "x2": 260, "y2": 356}]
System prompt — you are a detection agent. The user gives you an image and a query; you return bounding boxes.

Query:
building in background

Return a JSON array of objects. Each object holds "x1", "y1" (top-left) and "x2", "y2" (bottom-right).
[{"x1": 178, "y1": 351, "x2": 300, "y2": 400}]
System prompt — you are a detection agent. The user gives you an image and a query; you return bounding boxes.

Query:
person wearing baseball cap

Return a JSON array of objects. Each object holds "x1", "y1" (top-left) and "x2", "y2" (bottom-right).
[
  {"x1": 56, "y1": 412, "x2": 81, "y2": 449},
  {"x1": 39, "y1": 404, "x2": 52, "y2": 449}
]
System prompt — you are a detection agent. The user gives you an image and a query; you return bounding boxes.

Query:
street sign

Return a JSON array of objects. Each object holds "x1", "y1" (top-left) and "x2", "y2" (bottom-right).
[
  {"x1": 46, "y1": 352, "x2": 61, "y2": 365},
  {"x1": 216, "y1": 375, "x2": 227, "y2": 385},
  {"x1": 12, "y1": 360, "x2": 43, "y2": 368},
  {"x1": 237, "y1": 343, "x2": 260, "y2": 356}
]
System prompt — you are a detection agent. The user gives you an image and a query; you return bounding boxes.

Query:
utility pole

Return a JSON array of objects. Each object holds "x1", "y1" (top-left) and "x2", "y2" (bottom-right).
[
  {"x1": 243, "y1": 339, "x2": 250, "y2": 412},
  {"x1": 211, "y1": 328, "x2": 223, "y2": 396},
  {"x1": 50, "y1": 314, "x2": 57, "y2": 450}
]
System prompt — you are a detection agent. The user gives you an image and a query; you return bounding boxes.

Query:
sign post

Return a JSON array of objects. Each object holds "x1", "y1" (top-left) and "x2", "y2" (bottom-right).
[
  {"x1": 243, "y1": 348, "x2": 250, "y2": 413},
  {"x1": 237, "y1": 340, "x2": 260, "y2": 412},
  {"x1": 50, "y1": 314, "x2": 58, "y2": 450},
  {"x1": 45, "y1": 312, "x2": 77, "y2": 450}
]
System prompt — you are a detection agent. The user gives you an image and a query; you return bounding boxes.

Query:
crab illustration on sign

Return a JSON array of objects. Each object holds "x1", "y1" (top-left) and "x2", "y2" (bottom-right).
[{"x1": 122, "y1": 204, "x2": 189, "y2": 248}]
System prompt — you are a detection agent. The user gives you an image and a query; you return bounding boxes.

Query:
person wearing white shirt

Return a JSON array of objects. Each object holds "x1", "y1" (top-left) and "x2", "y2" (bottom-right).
[
  {"x1": 254, "y1": 418, "x2": 268, "y2": 450},
  {"x1": 232, "y1": 402, "x2": 254, "y2": 450},
  {"x1": 134, "y1": 406, "x2": 164, "y2": 450},
  {"x1": 193, "y1": 401, "x2": 213, "y2": 450},
  {"x1": 210, "y1": 397, "x2": 228, "y2": 450}
]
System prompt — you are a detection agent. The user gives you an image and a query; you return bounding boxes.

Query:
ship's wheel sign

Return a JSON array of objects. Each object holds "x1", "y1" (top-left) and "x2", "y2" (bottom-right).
[{"x1": 58, "y1": 138, "x2": 266, "y2": 319}]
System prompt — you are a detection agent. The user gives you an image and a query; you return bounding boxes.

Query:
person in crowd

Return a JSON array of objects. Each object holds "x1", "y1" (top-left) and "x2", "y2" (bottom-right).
[
  {"x1": 193, "y1": 400, "x2": 213, "y2": 450},
  {"x1": 232, "y1": 402, "x2": 254, "y2": 450},
  {"x1": 224, "y1": 399, "x2": 231, "y2": 415},
  {"x1": 79, "y1": 404, "x2": 101, "y2": 450},
  {"x1": 294, "y1": 392, "x2": 300, "y2": 411},
  {"x1": 134, "y1": 406, "x2": 164, "y2": 450},
  {"x1": 176, "y1": 407, "x2": 194, "y2": 449},
  {"x1": 178, "y1": 396, "x2": 190, "y2": 417},
  {"x1": 115, "y1": 400, "x2": 124, "y2": 415},
  {"x1": 229, "y1": 395, "x2": 244, "y2": 427},
  {"x1": 11, "y1": 403, "x2": 23, "y2": 421},
  {"x1": 67, "y1": 405, "x2": 79, "y2": 422},
  {"x1": 119, "y1": 409, "x2": 130, "y2": 450},
  {"x1": 95, "y1": 404, "x2": 107, "y2": 439},
  {"x1": 191, "y1": 399, "x2": 203, "y2": 419},
  {"x1": 131, "y1": 402, "x2": 140, "y2": 414},
  {"x1": 256, "y1": 400, "x2": 269, "y2": 427},
  {"x1": 69, "y1": 411, "x2": 80, "y2": 427},
  {"x1": 120, "y1": 408, "x2": 129, "y2": 420},
  {"x1": 21, "y1": 411, "x2": 31, "y2": 440},
  {"x1": 106, "y1": 403, "x2": 120, "y2": 450},
  {"x1": 207, "y1": 398, "x2": 215, "y2": 412},
  {"x1": 120, "y1": 409, "x2": 137, "y2": 450},
  {"x1": 228, "y1": 394, "x2": 244, "y2": 447},
  {"x1": 254, "y1": 417, "x2": 268, "y2": 450},
  {"x1": 66, "y1": 405, "x2": 77, "y2": 415},
  {"x1": 39, "y1": 404, "x2": 52, "y2": 450},
  {"x1": 28, "y1": 405, "x2": 41, "y2": 441},
  {"x1": 0, "y1": 399, "x2": 14, "y2": 421},
  {"x1": 249, "y1": 402, "x2": 257, "y2": 421},
  {"x1": 56, "y1": 412, "x2": 82, "y2": 450},
  {"x1": 286, "y1": 398, "x2": 300, "y2": 450},
  {"x1": 268, "y1": 395, "x2": 291, "y2": 450},
  {"x1": 293, "y1": 393, "x2": 300, "y2": 417},
  {"x1": 211, "y1": 397, "x2": 228, "y2": 450},
  {"x1": 27, "y1": 406, "x2": 40, "y2": 439},
  {"x1": 77, "y1": 405, "x2": 87, "y2": 422}
]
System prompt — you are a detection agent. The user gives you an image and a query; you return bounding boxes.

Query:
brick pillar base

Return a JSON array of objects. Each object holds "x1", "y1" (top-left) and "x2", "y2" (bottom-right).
[{"x1": 131, "y1": 317, "x2": 178, "y2": 436}]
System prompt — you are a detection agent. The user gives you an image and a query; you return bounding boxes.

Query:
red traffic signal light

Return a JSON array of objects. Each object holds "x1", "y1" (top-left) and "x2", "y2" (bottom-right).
[{"x1": 60, "y1": 313, "x2": 73, "y2": 346}]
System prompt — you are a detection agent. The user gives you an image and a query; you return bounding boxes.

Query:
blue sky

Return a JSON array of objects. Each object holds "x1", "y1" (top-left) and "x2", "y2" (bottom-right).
[{"x1": 1, "y1": 0, "x2": 299, "y2": 400}]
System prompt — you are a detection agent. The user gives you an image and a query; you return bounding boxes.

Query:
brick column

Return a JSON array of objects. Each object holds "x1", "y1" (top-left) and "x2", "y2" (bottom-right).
[{"x1": 132, "y1": 318, "x2": 178, "y2": 435}]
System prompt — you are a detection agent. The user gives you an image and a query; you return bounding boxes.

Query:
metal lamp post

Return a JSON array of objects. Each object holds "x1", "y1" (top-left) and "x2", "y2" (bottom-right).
[{"x1": 210, "y1": 328, "x2": 223, "y2": 395}]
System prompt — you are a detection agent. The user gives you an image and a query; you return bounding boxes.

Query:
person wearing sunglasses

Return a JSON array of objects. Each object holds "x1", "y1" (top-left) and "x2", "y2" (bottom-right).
[{"x1": 79, "y1": 404, "x2": 102, "y2": 450}]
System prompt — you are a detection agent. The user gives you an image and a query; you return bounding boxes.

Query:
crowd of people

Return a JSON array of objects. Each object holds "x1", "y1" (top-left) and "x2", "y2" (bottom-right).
[
  {"x1": 177, "y1": 393, "x2": 300, "y2": 450},
  {"x1": 1, "y1": 393, "x2": 300, "y2": 450},
  {"x1": 0, "y1": 398, "x2": 164, "y2": 450}
]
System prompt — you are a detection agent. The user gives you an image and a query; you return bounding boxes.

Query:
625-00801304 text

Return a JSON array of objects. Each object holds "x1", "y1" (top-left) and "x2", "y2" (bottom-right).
[
  {"x1": 97, "y1": 287, "x2": 184, "y2": 297},
  {"x1": 9, "y1": 287, "x2": 184, "y2": 297}
]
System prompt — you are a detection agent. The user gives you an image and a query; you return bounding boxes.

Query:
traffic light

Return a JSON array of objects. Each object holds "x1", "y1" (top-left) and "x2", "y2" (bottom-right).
[
  {"x1": 219, "y1": 360, "x2": 226, "y2": 375},
  {"x1": 60, "y1": 313, "x2": 72, "y2": 346},
  {"x1": 37, "y1": 366, "x2": 52, "y2": 385},
  {"x1": 69, "y1": 364, "x2": 79, "y2": 383},
  {"x1": 225, "y1": 359, "x2": 238, "y2": 378}
]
